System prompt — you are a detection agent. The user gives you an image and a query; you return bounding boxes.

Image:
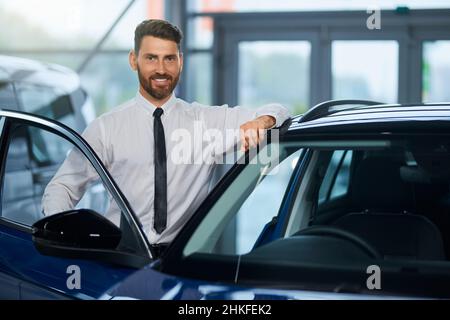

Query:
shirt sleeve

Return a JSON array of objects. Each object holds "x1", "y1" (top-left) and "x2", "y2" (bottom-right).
[
  {"x1": 41, "y1": 118, "x2": 108, "y2": 215},
  {"x1": 200, "y1": 102, "x2": 291, "y2": 131},
  {"x1": 197, "y1": 102, "x2": 291, "y2": 156}
]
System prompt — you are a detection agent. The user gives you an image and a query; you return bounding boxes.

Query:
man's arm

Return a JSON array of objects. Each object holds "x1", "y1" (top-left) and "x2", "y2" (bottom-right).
[
  {"x1": 41, "y1": 118, "x2": 108, "y2": 215},
  {"x1": 199, "y1": 102, "x2": 291, "y2": 153},
  {"x1": 239, "y1": 115, "x2": 275, "y2": 152}
]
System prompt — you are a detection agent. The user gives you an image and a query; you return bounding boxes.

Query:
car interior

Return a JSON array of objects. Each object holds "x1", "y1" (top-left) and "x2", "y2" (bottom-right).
[
  {"x1": 176, "y1": 136, "x2": 450, "y2": 297},
  {"x1": 230, "y1": 137, "x2": 450, "y2": 296},
  {"x1": 306, "y1": 139, "x2": 450, "y2": 262}
]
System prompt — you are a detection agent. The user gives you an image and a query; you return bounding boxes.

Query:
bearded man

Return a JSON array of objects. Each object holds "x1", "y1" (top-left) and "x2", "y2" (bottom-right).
[{"x1": 42, "y1": 19, "x2": 290, "y2": 256}]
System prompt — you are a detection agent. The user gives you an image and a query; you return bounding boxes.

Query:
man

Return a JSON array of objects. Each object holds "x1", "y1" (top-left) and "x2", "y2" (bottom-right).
[{"x1": 42, "y1": 19, "x2": 290, "y2": 255}]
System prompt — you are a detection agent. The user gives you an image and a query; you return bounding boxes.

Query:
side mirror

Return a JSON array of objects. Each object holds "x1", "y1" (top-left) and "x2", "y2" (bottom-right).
[{"x1": 32, "y1": 209, "x2": 122, "y2": 254}]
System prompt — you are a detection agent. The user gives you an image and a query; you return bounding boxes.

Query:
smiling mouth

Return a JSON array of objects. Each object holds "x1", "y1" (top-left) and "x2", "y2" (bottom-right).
[{"x1": 151, "y1": 76, "x2": 171, "y2": 86}]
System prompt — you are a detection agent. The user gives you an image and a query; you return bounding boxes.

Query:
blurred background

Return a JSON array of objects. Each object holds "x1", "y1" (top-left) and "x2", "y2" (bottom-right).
[
  {"x1": 1, "y1": 0, "x2": 450, "y2": 256},
  {"x1": 1, "y1": 0, "x2": 450, "y2": 120}
]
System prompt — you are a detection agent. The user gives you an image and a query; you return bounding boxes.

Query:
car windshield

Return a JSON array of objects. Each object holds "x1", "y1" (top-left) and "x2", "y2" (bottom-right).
[{"x1": 179, "y1": 134, "x2": 450, "y2": 296}]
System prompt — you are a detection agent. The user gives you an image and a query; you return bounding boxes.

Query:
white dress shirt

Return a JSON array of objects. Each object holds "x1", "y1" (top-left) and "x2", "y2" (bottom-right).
[{"x1": 42, "y1": 92, "x2": 291, "y2": 244}]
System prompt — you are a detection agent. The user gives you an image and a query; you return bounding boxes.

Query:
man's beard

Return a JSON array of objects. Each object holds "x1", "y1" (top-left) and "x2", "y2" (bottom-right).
[{"x1": 137, "y1": 66, "x2": 180, "y2": 101}]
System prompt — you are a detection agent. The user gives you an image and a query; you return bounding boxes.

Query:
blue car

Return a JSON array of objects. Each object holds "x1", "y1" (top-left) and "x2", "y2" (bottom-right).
[{"x1": 1, "y1": 100, "x2": 450, "y2": 300}]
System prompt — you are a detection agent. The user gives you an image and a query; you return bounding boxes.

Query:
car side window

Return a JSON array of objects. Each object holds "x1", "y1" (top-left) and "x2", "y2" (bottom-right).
[
  {"x1": 16, "y1": 83, "x2": 76, "y2": 128},
  {"x1": 0, "y1": 82, "x2": 18, "y2": 109},
  {"x1": 318, "y1": 150, "x2": 353, "y2": 204},
  {"x1": 1, "y1": 123, "x2": 109, "y2": 226},
  {"x1": 329, "y1": 150, "x2": 352, "y2": 199},
  {"x1": 0, "y1": 119, "x2": 149, "y2": 263},
  {"x1": 188, "y1": 146, "x2": 303, "y2": 256},
  {"x1": 233, "y1": 149, "x2": 302, "y2": 254},
  {"x1": 28, "y1": 126, "x2": 69, "y2": 167}
]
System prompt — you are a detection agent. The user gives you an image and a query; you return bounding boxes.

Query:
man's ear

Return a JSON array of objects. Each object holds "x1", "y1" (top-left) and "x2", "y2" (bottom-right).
[{"x1": 129, "y1": 50, "x2": 137, "y2": 71}]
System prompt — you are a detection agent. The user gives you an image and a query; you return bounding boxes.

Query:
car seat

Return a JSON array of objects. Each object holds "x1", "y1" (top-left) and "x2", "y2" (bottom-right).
[{"x1": 333, "y1": 157, "x2": 445, "y2": 260}]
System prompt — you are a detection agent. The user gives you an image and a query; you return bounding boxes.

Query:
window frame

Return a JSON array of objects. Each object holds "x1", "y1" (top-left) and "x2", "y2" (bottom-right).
[
  {"x1": 161, "y1": 136, "x2": 397, "y2": 265},
  {"x1": 182, "y1": 9, "x2": 450, "y2": 106},
  {"x1": 0, "y1": 110, "x2": 152, "y2": 260}
]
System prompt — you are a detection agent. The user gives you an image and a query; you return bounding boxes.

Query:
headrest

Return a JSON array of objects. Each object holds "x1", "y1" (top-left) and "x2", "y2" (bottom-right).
[
  {"x1": 409, "y1": 139, "x2": 450, "y2": 182},
  {"x1": 400, "y1": 165, "x2": 450, "y2": 184}
]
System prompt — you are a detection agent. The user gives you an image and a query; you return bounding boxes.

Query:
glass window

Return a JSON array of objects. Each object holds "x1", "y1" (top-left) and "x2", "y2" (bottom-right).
[
  {"x1": 184, "y1": 143, "x2": 303, "y2": 256},
  {"x1": 0, "y1": 69, "x2": 8, "y2": 81},
  {"x1": 28, "y1": 126, "x2": 71, "y2": 167},
  {"x1": 332, "y1": 41, "x2": 399, "y2": 103},
  {"x1": 0, "y1": 117, "x2": 5, "y2": 134},
  {"x1": 0, "y1": 0, "x2": 166, "y2": 118},
  {"x1": 183, "y1": 136, "x2": 450, "y2": 262},
  {"x1": 80, "y1": 52, "x2": 138, "y2": 115},
  {"x1": 319, "y1": 150, "x2": 345, "y2": 204},
  {"x1": 186, "y1": 53, "x2": 213, "y2": 105},
  {"x1": 0, "y1": 82, "x2": 18, "y2": 109},
  {"x1": 423, "y1": 41, "x2": 450, "y2": 102},
  {"x1": 103, "y1": 0, "x2": 164, "y2": 50},
  {"x1": 238, "y1": 41, "x2": 311, "y2": 115},
  {"x1": 2, "y1": 126, "x2": 37, "y2": 224},
  {"x1": 186, "y1": 17, "x2": 214, "y2": 50},
  {"x1": 176, "y1": 134, "x2": 450, "y2": 296},
  {"x1": 318, "y1": 150, "x2": 353, "y2": 204},
  {"x1": 16, "y1": 83, "x2": 77, "y2": 128},
  {"x1": 235, "y1": 149, "x2": 302, "y2": 253},
  {"x1": 0, "y1": 0, "x2": 164, "y2": 52},
  {"x1": 0, "y1": 0, "x2": 142, "y2": 50},
  {"x1": 329, "y1": 150, "x2": 352, "y2": 199},
  {"x1": 70, "y1": 87, "x2": 94, "y2": 126},
  {"x1": 2, "y1": 124, "x2": 104, "y2": 225},
  {"x1": 0, "y1": 121, "x2": 143, "y2": 257},
  {"x1": 187, "y1": 0, "x2": 450, "y2": 13}
]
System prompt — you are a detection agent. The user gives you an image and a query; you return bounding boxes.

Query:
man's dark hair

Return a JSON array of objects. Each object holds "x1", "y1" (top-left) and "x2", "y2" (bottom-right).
[{"x1": 134, "y1": 19, "x2": 183, "y2": 54}]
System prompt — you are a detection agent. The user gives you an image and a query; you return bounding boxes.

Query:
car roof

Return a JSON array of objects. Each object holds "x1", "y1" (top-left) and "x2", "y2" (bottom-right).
[
  {"x1": 288, "y1": 101, "x2": 450, "y2": 135},
  {"x1": 0, "y1": 55, "x2": 80, "y2": 93}
]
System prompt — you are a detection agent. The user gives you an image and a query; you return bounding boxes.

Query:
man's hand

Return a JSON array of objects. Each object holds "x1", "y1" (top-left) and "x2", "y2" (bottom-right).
[{"x1": 240, "y1": 115, "x2": 276, "y2": 152}]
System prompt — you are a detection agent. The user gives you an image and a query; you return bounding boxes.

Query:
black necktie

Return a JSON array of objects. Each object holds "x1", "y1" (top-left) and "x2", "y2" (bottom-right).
[{"x1": 153, "y1": 108, "x2": 167, "y2": 234}]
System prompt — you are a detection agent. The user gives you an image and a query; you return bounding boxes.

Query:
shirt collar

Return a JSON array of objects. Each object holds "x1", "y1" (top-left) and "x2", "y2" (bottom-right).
[{"x1": 135, "y1": 91, "x2": 177, "y2": 117}]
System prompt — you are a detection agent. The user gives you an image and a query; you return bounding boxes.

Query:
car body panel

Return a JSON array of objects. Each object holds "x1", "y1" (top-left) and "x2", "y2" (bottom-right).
[
  {"x1": 103, "y1": 265, "x2": 419, "y2": 300},
  {"x1": 288, "y1": 105, "x2": 450, "y2": 134},
  {"x1": 0, "y1": 215, "x2": 136, "y2": 299},
  {"x1": 1, "y1": 103, "x2": 450, "y2": 299}
]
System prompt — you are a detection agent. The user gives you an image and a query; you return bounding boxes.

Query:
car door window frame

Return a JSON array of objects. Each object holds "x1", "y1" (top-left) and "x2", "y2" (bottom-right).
[
  {"x1": 161, "y1": 137, "x2": 307, "y2": 268},
  {"x1": 0, "y1": 110, "x2": 152, "y2": 259},
  {"x1": 319, "y1": 149, "x2": 354, "y2": 205}
]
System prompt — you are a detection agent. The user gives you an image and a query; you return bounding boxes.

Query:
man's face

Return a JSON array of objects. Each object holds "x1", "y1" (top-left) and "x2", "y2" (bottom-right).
[{"x1": 130, "y1": 35, "x2": 183, "y2": 104}]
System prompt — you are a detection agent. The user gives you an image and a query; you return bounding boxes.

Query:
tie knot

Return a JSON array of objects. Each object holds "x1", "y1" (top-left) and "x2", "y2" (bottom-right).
[{"x1": 153, "y1": 108, "x2": 164, "y2": 118}]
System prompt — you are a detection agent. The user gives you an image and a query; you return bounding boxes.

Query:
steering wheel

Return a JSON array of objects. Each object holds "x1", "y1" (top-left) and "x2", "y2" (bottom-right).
[{"x1": 293, "y1": 225, "x2": 382, "y2": 259}]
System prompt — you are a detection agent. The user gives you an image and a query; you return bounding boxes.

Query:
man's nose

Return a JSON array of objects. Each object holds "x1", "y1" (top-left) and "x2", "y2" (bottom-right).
[{"x1": 156, "y1": 60, "x2": 166, "y2": 73}]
